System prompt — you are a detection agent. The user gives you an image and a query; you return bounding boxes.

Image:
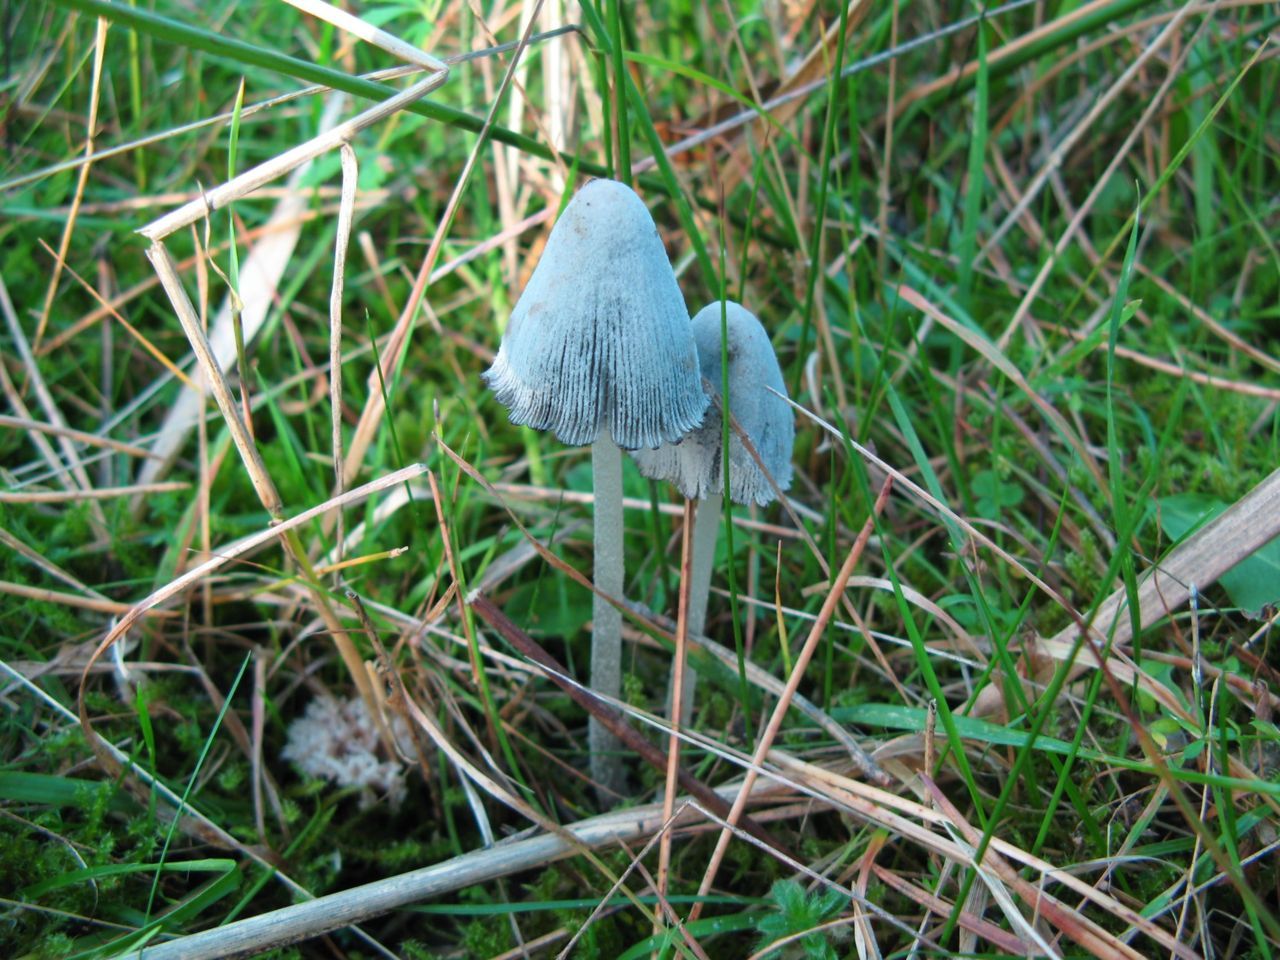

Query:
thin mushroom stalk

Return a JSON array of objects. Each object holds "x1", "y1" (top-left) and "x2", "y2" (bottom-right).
[
  {"x1": 633, "y1": 301, "x2": 795, "y2": 723},
  {"x1": 669, "y1": 490, "x2": 718, "y2": 719},
  {"x1": 482, "y1": 179, "x2": 706, "y2": 800},
  {"x1": 588, "y1": 434, "x2": 624, "y2": 783},
  {"x1": 686, "y1": 491, "x2": 721, "y2": 644}
]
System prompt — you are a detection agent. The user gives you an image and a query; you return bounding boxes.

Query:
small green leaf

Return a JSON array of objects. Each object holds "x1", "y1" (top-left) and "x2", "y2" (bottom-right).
[
  {"x1": 1149, "y1": 716, "x2": 1182, "y2": 750},
  {"x1": 971, "y1": 468, "x2": 1024, "y2": 517}
]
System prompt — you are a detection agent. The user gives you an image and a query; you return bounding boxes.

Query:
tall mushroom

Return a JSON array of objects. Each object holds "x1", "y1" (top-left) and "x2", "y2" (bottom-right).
[
  {"x1": 483, "y1": 179, "x2": 707, "y2": 797},
  {"x1": 632, "y1": 300, "x2": 795, "y2": 720}
]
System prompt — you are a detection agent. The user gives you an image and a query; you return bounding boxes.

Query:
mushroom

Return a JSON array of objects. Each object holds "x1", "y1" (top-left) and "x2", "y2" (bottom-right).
[
  {"x1": 632, "y1": 300, "x2": 794, "y2": 720},
  {"x1": 483, "y1": 179, "x2": 707, "y2": 796}
]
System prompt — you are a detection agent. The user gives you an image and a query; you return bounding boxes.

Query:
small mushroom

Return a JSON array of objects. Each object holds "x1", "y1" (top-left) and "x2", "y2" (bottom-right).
[
  {"x1": 484, "y1": 178, "x2": 707, "y2": 450},
  {"x1": 632, "y1": 300, "x2": 794, "y2": 719},
  {"x1": 483, "y1": 179, "x2": 707, "y2": 797}
]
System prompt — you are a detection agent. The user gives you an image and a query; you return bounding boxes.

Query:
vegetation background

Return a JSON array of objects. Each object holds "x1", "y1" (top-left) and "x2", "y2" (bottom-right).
[{"x1": 1, "y1": 0, "x2": 1278, "y2": 957}]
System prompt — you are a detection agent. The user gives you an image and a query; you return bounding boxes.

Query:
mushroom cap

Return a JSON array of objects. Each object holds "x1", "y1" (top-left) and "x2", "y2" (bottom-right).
[
  {"x1": 482, "y1": 179, "x2": 708, "y2": 450},
  {"x1": 632, "y1": 301, "x2": 794, "y2": 506}
]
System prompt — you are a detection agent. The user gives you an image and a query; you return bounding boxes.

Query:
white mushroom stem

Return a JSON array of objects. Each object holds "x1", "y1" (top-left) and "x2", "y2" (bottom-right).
[
  {"x1": 632, "y1": 301, "x2": 795, "y2": 737},
  {"x1": 671, "y1": 492, "x2": 721, "y2": 722},
  {"x1": 589, "y1": 434, "x2": 625, "y2": 795}
]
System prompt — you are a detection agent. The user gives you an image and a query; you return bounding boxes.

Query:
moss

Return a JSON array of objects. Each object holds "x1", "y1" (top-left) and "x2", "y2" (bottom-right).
[
  {"x1": 399, "y1": 940, "x2": 442, "y2": 960},
  {"x1": 459, "y1": 917, "x2": 512, "y2": 955},
  {"x1": 28, "y1": 932, "x2": 77, "y2": 960}
]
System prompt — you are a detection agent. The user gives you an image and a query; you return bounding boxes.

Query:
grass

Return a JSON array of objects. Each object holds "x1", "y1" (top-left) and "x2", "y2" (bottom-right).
[{"x1": 1, "y1": 0, "x2": 1279, "y2": 957}]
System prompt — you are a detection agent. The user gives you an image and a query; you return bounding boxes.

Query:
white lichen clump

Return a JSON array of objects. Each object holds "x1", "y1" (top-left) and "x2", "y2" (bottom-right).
[{"x1": 282, "y1": 695, "x2": 411, "y2": 809}]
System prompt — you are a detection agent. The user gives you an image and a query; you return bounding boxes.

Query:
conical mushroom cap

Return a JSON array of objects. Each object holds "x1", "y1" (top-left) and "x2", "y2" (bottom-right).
[
  {"x1": 632, "y1": 301, "x2": 794, "y2": 506},
  {"x1": 482, "y1": 179, "x2": 708, "y2": 450}
]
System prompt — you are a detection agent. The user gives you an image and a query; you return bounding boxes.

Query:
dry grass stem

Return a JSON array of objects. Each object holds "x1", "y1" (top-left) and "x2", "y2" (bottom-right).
[
  {"x1": 329, "y1": 141, "x2": 359, "y2": 571},
  {"x1": 0, "y1": 414, "x2": 162, "y2": 459},
  {"x1": 639, "y1": 604, "x2": 890, "y2": 783},
  {"x1": 144, "y1": 241, "x2": 281, "y2": 512},
  {"x1": 0, "y1": 482, "x2": 190, "y2": 504},
  {"x1": 657, "y1": 499, "x2": 697, "y2": 920},
  {"x1": 1049, "y1": 326, "x2": 1280, "y2": 399},
  {"x1": 89, "y1": 464, "x2": 423, "y2": 629},
  {"x1": 900, "y1": 284, "x2": 1108, "y2": 493},
  {"x1": 73, "y1": 459, "x2": 429, "y2": 801},
  {"x1": 0, "y1": 582, "x2": 179, "y2": 618}
]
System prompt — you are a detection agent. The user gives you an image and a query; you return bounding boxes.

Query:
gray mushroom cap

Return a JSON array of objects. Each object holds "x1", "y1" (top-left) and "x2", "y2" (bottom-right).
[
  {"x1": 482, "y1": 179, "x2": 708, "y2": 450},
  {"x1": 632, "y1": 301, "x2": 794, "y2": 506}
]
